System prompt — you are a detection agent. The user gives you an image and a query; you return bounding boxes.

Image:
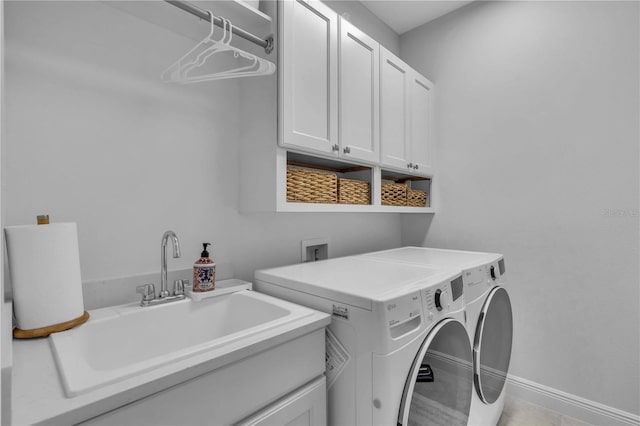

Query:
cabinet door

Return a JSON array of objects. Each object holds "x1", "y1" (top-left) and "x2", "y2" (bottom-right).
[
  {"x1": 239, "y1": 376, "x2": 327, "y2": 426},
  {"x1": 379, "y1": 47, "x2": 411, "y2": 171},
  {"x1": 338, "y1": 18, "x2": 379, "y2": 164},
  {"x1": 409, "y1": 72, "x2": 434, "y2": 174},
  {"x1": 279, "y1": 0, "x2": 339, "y2": 156}
]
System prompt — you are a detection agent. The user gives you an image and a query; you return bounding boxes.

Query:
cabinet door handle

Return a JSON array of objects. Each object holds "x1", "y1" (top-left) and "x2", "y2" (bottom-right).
[
  {"x1": 331, "y1": 144, "x2": 339, "y2": 152},
  {"x1": 343, "y1": 146, "x2": 351, "y2": 154}
]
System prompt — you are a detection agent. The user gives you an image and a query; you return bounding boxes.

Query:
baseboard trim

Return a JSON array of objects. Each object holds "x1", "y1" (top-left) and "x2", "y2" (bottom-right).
[{"x1": 506, "y1": 374, "x2": 640, "y2": 426}]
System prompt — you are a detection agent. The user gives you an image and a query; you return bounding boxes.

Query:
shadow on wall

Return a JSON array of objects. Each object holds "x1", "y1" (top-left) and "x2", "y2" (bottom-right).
[{"x1": 400, "y1": 215, "x2": 433, "y2": 246}]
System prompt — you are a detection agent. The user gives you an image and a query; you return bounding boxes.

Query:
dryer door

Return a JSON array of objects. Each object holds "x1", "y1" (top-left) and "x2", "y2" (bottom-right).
[
  {"x1": 398, "y1": 318, "x2": 473, "y2": 426},
  {"x1": 473, "y1": 286, "x2": 513, "y2": 404}
]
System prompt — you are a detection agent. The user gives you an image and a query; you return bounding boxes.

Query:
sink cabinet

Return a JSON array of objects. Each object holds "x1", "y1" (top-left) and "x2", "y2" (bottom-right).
[
  {"x1": 78, "y1": 329, "x2": 327, "y2": 426},
  {"x1": 239, "y1": 376, "x2": 326, "y2": 426}
]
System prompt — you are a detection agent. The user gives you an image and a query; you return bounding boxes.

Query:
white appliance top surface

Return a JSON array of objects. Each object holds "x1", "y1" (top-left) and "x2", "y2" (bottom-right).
[
  {"x1": 362, "y1": 247, "x2": 502, "y2": 270},
  {"x1": 255, "y1": 256, "x2": 460, "y2": 310}
]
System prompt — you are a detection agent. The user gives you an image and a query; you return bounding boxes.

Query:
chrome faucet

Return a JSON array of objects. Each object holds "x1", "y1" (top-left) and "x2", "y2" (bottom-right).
[
  {"x1": 135, "y1": 230, "x2": 187, "y2": 307},
  {"x1": 161, "y1": 230, "x2": 181, "y2": 298}
]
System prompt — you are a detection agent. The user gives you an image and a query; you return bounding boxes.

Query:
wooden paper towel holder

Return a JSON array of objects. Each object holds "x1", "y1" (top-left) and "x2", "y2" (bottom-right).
[{"x1": 13, "y1": 311, "x2": 90, "y2": 339}]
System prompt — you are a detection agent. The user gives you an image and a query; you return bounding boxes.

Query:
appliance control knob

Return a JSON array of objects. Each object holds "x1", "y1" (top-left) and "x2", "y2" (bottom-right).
[
  {"x1": 434, "y1": 289, "x2": 449, "y2": 311},
  {"x1": 490, "y1": 265, "x2": 497, "y2": 280}
]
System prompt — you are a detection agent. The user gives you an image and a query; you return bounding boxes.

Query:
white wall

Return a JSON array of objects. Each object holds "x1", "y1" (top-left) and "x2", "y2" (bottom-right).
[
  {"x1": 3, "y1": 0, "x2": 402, "y2": 285},
  {"x1": 400, "y1": 0, "x2": 639, "y2": 416},
  {"x1": 324, "y1": 0, "x2": 400, "y2": 55},
  {"x1": 0, "y1": 1, "x2": 7, "y2": 422}
]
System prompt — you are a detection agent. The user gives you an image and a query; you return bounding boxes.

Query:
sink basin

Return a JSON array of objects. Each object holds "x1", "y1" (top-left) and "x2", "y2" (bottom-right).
[{"x1": 49, "y1": 289, "x2": 316, "y2": 397}]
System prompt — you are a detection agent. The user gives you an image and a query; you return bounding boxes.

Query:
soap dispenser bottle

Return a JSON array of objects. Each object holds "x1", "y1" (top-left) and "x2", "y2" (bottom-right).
[{"x1": 193, "y1": 243, "x2": 215, "y2": 292}]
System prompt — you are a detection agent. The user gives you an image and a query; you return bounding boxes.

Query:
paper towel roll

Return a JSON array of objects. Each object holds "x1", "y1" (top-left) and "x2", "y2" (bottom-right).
[{"x1": 5, "y1": 222, "x2": 85, "y2": 331}]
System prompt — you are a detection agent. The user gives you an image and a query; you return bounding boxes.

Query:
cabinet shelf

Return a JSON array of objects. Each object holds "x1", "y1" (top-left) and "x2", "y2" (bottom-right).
[
  {"x1": 279, "y1": 150, "x2": 434, "y2": 213},
  {"x1": 278, "y1": 204, "x2": 435, "y2": 214},
  {"x1": 286, "y1": 152, "x2": 373, "y2": 206},
  {"x1": 277, "y1": 200, "x2": 435, "y2": 213}
]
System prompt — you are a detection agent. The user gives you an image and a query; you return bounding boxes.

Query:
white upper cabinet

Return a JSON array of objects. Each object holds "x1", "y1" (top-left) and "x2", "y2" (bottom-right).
[
  {"x1": 271, "y1": 1, "x2": 436, "y2": 213},
  {"x1": 279, "y1": 0, "x2": 339, "y2": 156},
  {"x1": 338, "y1": 18, "x2": 380, "y2": 164},
  {"x1": 380, "y1": 47, "x2": 411, "y2": 170},
  {"x1": 380, "y1": 47, "x2": 434, "y2": 176},
  {"x1": 409, "y1": 72, "x2": 434, "y2": 174}
]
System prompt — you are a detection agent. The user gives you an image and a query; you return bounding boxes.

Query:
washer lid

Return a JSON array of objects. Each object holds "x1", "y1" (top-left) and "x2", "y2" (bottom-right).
[
  {"x1": 255, "y1": 256, "x2": 459, "y2": 310},
  {"x1": 363, "y1": 246, "x2": 502, "y2": 270}
]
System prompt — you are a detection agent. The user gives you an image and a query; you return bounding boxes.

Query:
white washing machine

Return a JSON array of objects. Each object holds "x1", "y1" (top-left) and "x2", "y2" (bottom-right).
[
  {"x1": 254, "y1": 256, "x2": 474, "y2": 426},
  {"x1": 363, "y1": 247, "x2": 513, "y2": 426}
]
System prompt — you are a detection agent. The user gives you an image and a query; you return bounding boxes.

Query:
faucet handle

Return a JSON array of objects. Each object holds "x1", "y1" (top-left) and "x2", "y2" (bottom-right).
[
  {"x1": 136, "y1": 283, "x2": 156, "y2": 303},
  {"x1": 173, "y1": 279, "x2": 189, "y2": 296}
]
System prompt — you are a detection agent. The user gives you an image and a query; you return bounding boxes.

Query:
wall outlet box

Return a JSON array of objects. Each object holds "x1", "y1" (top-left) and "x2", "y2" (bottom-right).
[{"x1": 301, "y1": 238, "x2": 329, "y2": 262}]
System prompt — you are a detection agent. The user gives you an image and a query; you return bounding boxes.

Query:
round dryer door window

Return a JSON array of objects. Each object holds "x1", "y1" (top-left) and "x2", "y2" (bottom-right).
[
  {"x1": 398, "y1": 319, "x2": 473, "y2": 426},
  {"x1": 474, "y1": 286, "x2": 513, "y2": 404}
]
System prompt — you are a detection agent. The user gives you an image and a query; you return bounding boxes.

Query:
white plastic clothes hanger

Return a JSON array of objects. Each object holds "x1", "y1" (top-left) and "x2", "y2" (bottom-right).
[
  {"x1": 161, "y1": 10, "x2": 221, "y2": 82},
  {"x1": 180, "y1": 17, "x2": 262, "y2": 80},
  {"x1": 161, "y1": 10, "x2": 275, "y2": 84},
  {"x1": 180, "y1": 15, "x2": 245, "y2": 75},
  {"x1": 181, "y1": 16, "x2": 275, "y2": 81}
]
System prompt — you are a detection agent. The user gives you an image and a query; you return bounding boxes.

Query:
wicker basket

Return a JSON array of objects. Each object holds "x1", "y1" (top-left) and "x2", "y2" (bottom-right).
[
  {"x1": 381, "y1": 183, "x2": 407, "y2": 206},
  {"x1": 287, "y1": 167, "x2": 337, "y2": 204},
  {"x1": 407, "y1": 189, "x2": 428, "y2": 207},
  {"x1": 338, "y1": 178, "x2": 370, "y2": 205}
]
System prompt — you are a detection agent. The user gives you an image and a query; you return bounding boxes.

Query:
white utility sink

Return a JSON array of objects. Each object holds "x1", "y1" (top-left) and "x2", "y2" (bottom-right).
[{"x1": 49, "y1": 289, "x2": 316, "y2": 397}]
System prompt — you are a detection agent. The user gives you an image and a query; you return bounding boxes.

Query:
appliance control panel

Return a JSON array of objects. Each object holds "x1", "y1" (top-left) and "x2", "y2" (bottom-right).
[
  {"x1": 465, "y1": 257, "x2": 506, "y2": 299},
  {"x1": 422, "y1": 275, "x2": 463, "y2": 324},
  {"x1": 486, "y1": 258, "x2": 506, "y2": 282}
]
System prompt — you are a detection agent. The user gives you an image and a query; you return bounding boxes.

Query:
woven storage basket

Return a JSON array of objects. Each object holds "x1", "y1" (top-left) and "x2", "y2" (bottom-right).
[
  {"x1": 287, "y1": 167, "x2": 337, "y2": 204},
  {"x1": 381, "y1": 183, "x2": 407, "y2": 206},
  {"x1": 407, "y1": 189, "x2": 428, "y2": 207},
  {"x1": 338, "y1": 178, "x2": 370, "y2": 205}
]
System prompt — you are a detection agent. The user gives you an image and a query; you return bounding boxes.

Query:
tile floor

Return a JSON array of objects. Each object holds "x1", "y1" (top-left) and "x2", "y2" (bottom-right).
[{"x1": 498, "y1": 395, "x2": 593, "y2": 426}]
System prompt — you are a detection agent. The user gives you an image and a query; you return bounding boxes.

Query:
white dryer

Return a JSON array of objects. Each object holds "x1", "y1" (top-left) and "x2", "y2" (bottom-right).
[
  {"x1": 254, "y1": 256, "x2": 474, "y2": 426},
  {"x1": 362, "y1": 247, "x2": 513, "y2": 426}
]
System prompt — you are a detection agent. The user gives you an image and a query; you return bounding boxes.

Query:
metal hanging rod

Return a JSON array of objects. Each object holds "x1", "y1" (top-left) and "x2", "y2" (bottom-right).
[{"x1": 164, "y1": 0, "x2": 274, "y2": 54}]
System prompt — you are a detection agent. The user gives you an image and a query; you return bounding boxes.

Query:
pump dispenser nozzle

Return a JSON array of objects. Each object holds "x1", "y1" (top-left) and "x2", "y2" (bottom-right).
[{"x1": 201, "y1": 243, "x2": 211, "y2": 257}]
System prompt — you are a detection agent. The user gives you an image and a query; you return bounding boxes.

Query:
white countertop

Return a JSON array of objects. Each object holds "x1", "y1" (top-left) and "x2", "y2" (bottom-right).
[{"x1": 12, "y1": 292, "x2": 330, "y2": 425}]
